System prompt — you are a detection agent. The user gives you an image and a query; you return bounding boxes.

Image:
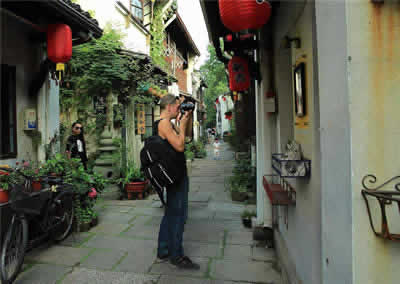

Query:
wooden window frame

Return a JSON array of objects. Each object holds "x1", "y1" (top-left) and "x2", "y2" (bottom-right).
[
  {"x1": 0, "y1": 64, "x2": 18, "y2": 159},
  {"x1": 131, "y1": 0, "x2": 144, "y2": 22}
]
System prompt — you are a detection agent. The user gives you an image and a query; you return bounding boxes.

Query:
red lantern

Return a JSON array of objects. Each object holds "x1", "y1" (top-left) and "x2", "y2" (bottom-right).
[
  {"x1": 47, "y1": 24, "x2": 72, "y2": 80},
  {"x1": 216, "y1": 98, "x2": 220, "y2": 104},
  {"x1": 223, "y1": 97, "x2": 226, "y2": 102},
  {"x1": 219, "y1": 0, "x2": 272, "y2": 32},
  {"x1": 228, "y1": 56, "x2": 250, "y2": 92}
]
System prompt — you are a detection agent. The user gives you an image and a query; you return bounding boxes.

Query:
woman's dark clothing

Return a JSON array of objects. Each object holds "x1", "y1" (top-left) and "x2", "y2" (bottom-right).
[{"x1": 66, "y1": 135, "x2": 88, "y2": 170}]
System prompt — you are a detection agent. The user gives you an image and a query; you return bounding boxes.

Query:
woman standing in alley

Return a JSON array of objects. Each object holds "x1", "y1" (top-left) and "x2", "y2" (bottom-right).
[{"x1": 66, "y1": 122, "x2": 88, "y2": 170}]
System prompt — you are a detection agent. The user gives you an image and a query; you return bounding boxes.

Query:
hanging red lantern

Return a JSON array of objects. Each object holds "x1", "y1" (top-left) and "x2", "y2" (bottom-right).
[
  {"x1": 223, "y1": 97, "x2": 226, "y2": 102},
  {"x1": 47, "y1": 24, "x2": 72, "y2": 80},
  {"x1": 228, "y1": 56, "x2": 250, "y2": 92},
  {"x1": 219, "y1": 0, "x2": 272, "y2": 32}
]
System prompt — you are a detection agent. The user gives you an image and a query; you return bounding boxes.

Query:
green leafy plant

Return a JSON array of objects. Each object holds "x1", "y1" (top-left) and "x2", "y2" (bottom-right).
[
  {"x1": 0, "y1": 169, "x2": 20, "y2": 191},
  {"x1": 185, "y1": 150, "x2": 195, "y2": 161},
  {"x1": 241, "y1": 209, "x2": 256, "y2": 219},
  {"x1": 19, "y1": 160, "x2": 42, "y2": 181},
  {"x1": 117, "y1": 162, "x2": 145, "y2": 186}
]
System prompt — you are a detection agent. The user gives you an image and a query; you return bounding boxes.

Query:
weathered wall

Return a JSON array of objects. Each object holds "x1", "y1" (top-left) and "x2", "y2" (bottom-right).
[
  {"x1": 347, "y1": 1, "x2": 400, "y2": 283},
  {"x1": 267, "y1": 2, "x2": 323, "y2": 283},
  {"x1": 79, "y1": 0, "x2": 150, "y2": 54},
  {"x1": 0, "y1": 12, "x2": 46, "y2": 164}
]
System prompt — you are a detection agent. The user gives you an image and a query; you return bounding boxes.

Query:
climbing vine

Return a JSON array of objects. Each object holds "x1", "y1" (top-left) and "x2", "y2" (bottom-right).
[
  {"x1": 60, "y1": 24, "x2": 166, "y2": 146},
  {"x1": 150, "y1": 4, "x2": 167, "y2": 69}
]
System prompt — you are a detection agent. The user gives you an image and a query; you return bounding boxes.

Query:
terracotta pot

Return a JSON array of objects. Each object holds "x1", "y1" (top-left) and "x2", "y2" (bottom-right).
[
  {"x1": 0, "y1": 189, "x2": 9, "y2": 203},
  {"x1": 32, "y1": 180, "x2": 42, "y2": 192},
  {"x1": 125, "y1": 181, "x2": 146, "y2": 193}
]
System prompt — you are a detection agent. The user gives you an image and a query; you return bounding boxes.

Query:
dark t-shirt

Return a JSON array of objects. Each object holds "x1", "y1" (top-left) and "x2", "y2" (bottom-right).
[{"x1": 153, "y1": 119, "x2": 187, "y2": 177}]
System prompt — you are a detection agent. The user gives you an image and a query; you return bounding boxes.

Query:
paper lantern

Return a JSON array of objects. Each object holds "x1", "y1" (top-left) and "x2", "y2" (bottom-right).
[
  {"x1": 223, "y1": 97, "x2": 226, "y2": 102},
  {"x1": 219, "y1": 0, "x2": 272, "y2": 32},
  {"x1": 47, "y1": 24, "x2": 72, "y2": 80},
  {"x1": 228, "y1": 56, "x2": 250, "y2": 91}
]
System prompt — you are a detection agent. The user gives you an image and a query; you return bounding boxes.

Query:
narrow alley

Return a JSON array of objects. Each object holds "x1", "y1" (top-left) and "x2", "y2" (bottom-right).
[{"x1": 16, "y1": 142, "x2": 280, "y2": 284}]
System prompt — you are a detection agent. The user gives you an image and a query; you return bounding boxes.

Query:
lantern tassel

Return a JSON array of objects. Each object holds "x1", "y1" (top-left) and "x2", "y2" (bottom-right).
[{"x1": 56, "y1": 63, "x2": 65, "y2": 81}]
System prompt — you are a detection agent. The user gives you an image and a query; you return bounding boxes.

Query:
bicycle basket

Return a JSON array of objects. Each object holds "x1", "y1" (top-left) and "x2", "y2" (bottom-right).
[{"x1": 9, "y1": 184, "x2": 49, "y2": 215}]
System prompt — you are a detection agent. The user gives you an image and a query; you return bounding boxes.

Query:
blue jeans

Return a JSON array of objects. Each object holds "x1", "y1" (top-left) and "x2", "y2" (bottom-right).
[
  {"x1": 157, "y1": 176, "x2": 188, "y2": 259},
  {"x1": 183, "y1": 176, "x2": 189, "y2": 223}
]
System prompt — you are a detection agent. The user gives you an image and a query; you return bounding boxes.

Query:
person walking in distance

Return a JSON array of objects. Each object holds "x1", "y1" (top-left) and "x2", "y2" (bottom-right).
[
  {"x1": 213, "y1": 138, "x2": 221, "y2": 160},
  {"x1": 155, "y1": 94, "x2": 199, "y2": 269},
  {"x1": 66, "y1": 122, "x2": 88, "y2": 170}
]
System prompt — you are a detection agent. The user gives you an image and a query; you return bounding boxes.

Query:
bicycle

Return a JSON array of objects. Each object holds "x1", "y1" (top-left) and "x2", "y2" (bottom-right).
[{"x1": 0, "y1": 167, "x2": 74, "y2": 284}]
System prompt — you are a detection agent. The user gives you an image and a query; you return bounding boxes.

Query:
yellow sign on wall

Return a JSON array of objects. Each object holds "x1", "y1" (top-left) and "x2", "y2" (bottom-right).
[{"x1": 137, "y1": 104, "x2": 146, "y2": 134}]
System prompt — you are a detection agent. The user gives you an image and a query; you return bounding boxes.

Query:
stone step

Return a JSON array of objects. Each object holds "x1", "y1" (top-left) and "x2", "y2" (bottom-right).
[{"x1": 98, "y1": 146, "x2": 118, "y2": 152}]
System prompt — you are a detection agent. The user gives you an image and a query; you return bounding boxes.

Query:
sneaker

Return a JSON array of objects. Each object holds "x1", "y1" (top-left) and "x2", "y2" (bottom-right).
[
  {"x1": 170, "y1": 256, "x2": 200, "y2": 270},
  {"x1": 155, "y1": 253, "x2": 169, "y2": 263}
]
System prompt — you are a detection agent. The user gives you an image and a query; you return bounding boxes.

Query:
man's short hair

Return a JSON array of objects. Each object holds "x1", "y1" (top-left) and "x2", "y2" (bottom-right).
[{"x1": 160, "y1": 94, "x2": 178, "y2": 111}]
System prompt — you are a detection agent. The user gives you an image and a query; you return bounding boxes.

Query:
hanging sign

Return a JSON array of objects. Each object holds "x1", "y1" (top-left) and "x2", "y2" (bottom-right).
[{"x1": 137, "y1": 104, "x2": 146, "y2": 134}]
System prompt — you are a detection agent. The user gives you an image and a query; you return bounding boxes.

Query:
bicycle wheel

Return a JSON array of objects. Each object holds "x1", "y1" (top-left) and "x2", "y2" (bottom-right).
[
  {"x1": 52, "y1": 193, "x2": 74, "y2": 242},
  {"x1": 0, "y1": 215, "x2": 28, "y2": 283}
]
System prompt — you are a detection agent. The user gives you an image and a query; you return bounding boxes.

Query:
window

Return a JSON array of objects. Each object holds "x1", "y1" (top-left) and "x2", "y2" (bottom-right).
[
  {"x1": 131, "y1": 0, "x2": 143, "y2": 21},
  {"x1": 144, "y1": 105, "x2": 153, "y2": 139},
  {"x1": 0, "y1": 64, "x2": 17, "y2": 158}
]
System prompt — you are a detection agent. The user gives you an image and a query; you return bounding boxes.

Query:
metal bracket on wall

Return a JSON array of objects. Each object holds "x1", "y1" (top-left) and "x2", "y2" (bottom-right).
[
  {"x1": 263, "y1": 175, "x2": 296, "y2": 229},
  {"x1": 361, "y1": 174, "x2": 400, "y2": 241}
]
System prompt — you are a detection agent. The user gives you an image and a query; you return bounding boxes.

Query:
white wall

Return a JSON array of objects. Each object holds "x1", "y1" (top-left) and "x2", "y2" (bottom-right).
[{"x1": 79, "y1": 0, "x2": 150, "y2": 54}]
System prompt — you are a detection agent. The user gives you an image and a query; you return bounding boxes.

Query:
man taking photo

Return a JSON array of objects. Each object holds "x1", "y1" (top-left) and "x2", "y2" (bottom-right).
[{"x1": 155, "y1": 94, "x2": 199, "y2": 270}]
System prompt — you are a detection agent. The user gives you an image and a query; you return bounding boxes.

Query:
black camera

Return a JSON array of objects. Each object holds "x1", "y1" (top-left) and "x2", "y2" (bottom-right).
[{"x1": 179, "y1": 97, "x2": 196, "y2": 114}]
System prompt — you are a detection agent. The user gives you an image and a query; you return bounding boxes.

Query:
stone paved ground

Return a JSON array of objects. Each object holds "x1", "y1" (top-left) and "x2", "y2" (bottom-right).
[{"x1": 15, "y1": 141, "x2": 281, "y2": 284}]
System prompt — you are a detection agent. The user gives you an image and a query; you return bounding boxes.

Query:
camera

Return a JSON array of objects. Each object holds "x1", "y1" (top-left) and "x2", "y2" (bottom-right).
[{"x1": 179, "y1": 97, "x2": 196, "y2": 114}]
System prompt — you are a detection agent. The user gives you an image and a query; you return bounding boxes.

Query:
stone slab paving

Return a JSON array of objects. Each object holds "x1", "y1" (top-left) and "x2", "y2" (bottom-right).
[
  {"x1": 62, "y1": 268, "x2": 159, "y2": 284},
  {"x1": 210, "y1": 259, "x2": 281, "y2": 283},
  {"x1": 16, "y1": 144, "x2": 282, "y2": 283},
  {"x1": 184, "y1": 241, "x2": 223, "y2": 258},
  {"x1": 79, "y1": 249, "x2": 127, "y2": 270},
  {"x1": 25, "y1": 245, "x2": 93, "y2": 266},
  {"x1": 114, "y1": 250, "x2": 156, "y2": 274},
  {"x1": 158, "y1": 275, "x2": 211, "y2": 284},
  {"x1": 223, "y1": 244, "x2": 252, "y2": 260},
  {"x1": 89, "y1": 222, "x2": 131, "y2": 235},
  {"x1": 60, "y1": 232, "x2": 94, "y2": 247},
  {"x1": 15, "y1": 264, "x2": 70, "y2": 284}
]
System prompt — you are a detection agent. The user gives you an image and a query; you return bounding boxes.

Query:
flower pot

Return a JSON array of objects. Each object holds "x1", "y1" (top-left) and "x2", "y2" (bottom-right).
[
  {"x1": 32, "y1": 180, "x2": 42, "y2": 192},
  {"x1": 80, "y1": 222, "x2": 91, "y2": 232},
  {"x1": 0, "y1": 189, "x2": 9, "y2": 203},
  {"x1": 90, "y1": 216, "x2": 98, "y2": 227},
  {"x1": 242, "y1": 217, "x2": 252, "y2": 228},
  {"x1": 125, "y1": 181, "x2": 146, "y2": 200}
]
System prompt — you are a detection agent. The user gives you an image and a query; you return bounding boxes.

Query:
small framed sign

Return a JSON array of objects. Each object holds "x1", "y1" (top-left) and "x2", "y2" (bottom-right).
[{"x1": 293, "y1": 62, "x2": 306, "y2": 117}]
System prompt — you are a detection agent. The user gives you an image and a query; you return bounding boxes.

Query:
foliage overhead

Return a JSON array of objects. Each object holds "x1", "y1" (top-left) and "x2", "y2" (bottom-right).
[{"x1": 199, "y1": 45, "x2": 229, "y2": 128}]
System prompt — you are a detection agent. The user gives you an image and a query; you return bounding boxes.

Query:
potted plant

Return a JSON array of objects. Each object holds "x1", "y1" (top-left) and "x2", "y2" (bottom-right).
[
  {"x1": 225, "y1": 176, "x2": 247, "y2": 202},
  {"x1": 0, "y1": 170, "x2": 13, "y2": 203},
  {"x1": 241, "y1": 209, "x2": 256, "y2": 228},
  {"x1": 19, "y1": 161, "x2": 42, "y2": 192},
  {"x1": 119, "y1": 163, "x2": 146, "y2": 200}
]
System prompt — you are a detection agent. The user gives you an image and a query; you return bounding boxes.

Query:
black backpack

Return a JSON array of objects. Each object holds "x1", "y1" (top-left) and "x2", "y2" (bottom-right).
[{"x1": 140, "y1": 121, "x2": 184, "y2": 205}]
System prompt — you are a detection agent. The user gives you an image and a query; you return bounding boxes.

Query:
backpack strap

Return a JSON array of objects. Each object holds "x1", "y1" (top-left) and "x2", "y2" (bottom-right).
[{"x1": 153, "y1": 119, "x2": 164, "y2": 136}]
